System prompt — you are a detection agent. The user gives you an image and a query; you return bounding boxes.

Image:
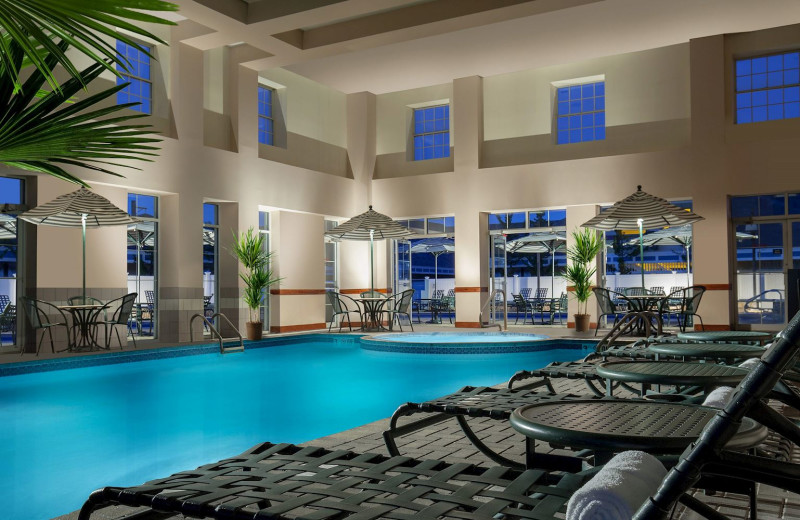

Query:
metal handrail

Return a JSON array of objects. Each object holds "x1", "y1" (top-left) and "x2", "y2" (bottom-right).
[
  {"x1": 479, "y1": 288, "x2": 507, "y2": 331},
  {"x1": 190, "y1": 312, "x2": 244, "y2": 354}
]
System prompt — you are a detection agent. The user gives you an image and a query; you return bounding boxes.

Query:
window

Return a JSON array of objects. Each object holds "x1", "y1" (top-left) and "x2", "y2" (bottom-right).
[
  {"x1": 203, "y1": 203, "x2": 219, "y2": 335},
  {"x1": 127, "y1": 193, "x2": 158, "y2": 338},
  {"x1": 116, "y1": 41, "x2": 152, "y2": 114},
  {"x1": 259, "y1": 211, "x2": 271, "y2": 327},
  {"x1": 413, "y1": 104, "x2": 450, "y2": 160},
  {"x1": 735, "y1": 51, "x2": 800, "y2": 124},
  {"x1": 258, "y1": 86, "x2": 274, "y2": 145},
  {"x1": 556, "y1": 81, "x2": 605, "y2": 144}
]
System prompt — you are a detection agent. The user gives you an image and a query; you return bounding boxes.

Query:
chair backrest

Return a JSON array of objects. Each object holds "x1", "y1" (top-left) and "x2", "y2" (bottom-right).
[
  {"x1": 109, "y1": 293, "x2": 138, "y2": 325},
  {"x1": 668, "y1": 286, "x2": 683, "y2": 295},
  {"x1": 650, "y1": 286, "x2": 665, "y2": 296},
  {"x1": 396, "y1": 289, "x2": 414, "y2": 313},
  {"x1": 625, "y1": 286, "x2": 647, "y2": 296},
  {"x1": 512, "y1": 293, "x2": 525, "y2": 305},
  {"x1": 520, "y1": 288, "x2": 532, "y2": 299},
  {"x1": 432, "y1": 289, "x2": 444, "y2": 300},
  {"x1": 592, "y1": 287, "x2": 617, "y2": 314},
  {"x1": 327, "y1": 291, "x2": 344, "y2": 314},
  {"x1": 67, "y1": 295, "x2": 104, "y2": 306},
  {"x1": 145, "y1": 290, "x2": 155, "y2": 305},
  {"x1": 203, "y1": 295, "x2": 213, "y2": 308},
  {"x1": 535, "y1": 288, "x2": 548, "y2": 299},
  {"x1": 640, "y1": 309, "x2": 800, "y2": 515},
  {"x1": 447, "y1": 289, "x2": 455, "y2": 298},
  {"x1": 20, "y1": 297, "x2": 60, "y2": 329},
  {"x1": 0, "y1": 294, "x2": 10, "y2": 312},
  {"x1": 681, "y1": 285, "x2": 706, "y2": 313}
]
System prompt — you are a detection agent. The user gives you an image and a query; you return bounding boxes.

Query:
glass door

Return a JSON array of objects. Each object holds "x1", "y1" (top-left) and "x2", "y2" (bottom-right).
[
  {"x1": 393, "y1": 239, "x2": 412, "y2": 320},
  {"x1": 734, "y1": 222, "x2": 786, "y2": 328},
  {"x1": 490, "y1": 234, "x2": 508, "y2": 321}
]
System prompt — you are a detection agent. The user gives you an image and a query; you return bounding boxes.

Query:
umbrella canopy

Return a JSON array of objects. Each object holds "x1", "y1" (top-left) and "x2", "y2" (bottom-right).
[
  {"x1": 410, "y1": 237, "x2": 454, "y2": 297},
  {"x1": 583, "y1": 186, "x2": 704, "y2": 287},
  {"x1": 506, "y1": 232, "x2": 566, "y2": 296},
  {"x1": 324, "y1": 206, "x2": 414, "y2": 292},
  {"x1": 0, "y1": 214, "x2": 16, "y2": 240},
  {"x1": 19, "y1": 187, "x2": 138, "y2": 298}
]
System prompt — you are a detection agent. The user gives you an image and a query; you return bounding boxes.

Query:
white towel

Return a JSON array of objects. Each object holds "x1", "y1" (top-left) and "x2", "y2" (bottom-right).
[
  {"x1": 565, "y1": 450, "x2": 667, "y2": 520},
  {"x1": 739, "y1": 358, "x2": 760, "y2": 369},
  {"x1": 702, "y1": 386, "x2": 735, "y2": 409}
]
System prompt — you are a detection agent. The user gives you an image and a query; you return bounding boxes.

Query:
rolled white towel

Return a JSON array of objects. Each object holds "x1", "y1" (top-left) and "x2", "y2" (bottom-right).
[
  {"x1": 702, "y1": 386, "x2": 735, "y2": 409},
  {"x1": 739, "y1": 358, "x2": 760, "y2": 369},
  {"x1": 566, "y1": 450, "x2": 667, "y2": 520}
]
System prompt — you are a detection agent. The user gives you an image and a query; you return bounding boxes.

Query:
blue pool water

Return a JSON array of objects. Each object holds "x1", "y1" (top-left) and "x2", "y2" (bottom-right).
[
  {"x1": 0, "y1": 334, "x2": 590, "y2": 520},
  {"x1": 369, "y1": 332, "x2": 548, "y2": 343}
]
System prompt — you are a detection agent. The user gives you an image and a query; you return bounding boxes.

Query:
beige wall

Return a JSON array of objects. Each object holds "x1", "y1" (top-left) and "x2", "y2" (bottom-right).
[{"x1": 16, "y1": 20, "x2": 800, "y2": 339}]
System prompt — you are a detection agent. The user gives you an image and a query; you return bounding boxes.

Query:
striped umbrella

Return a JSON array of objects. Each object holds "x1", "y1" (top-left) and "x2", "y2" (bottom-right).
[
  {"x1": 325, "y1": 206, "x2": 414, "y2": 293},
  {"x1": 410, "y1": 237, "x2": 454, "y2": 297},
  {"x1": 19, "y1": 187, "x2": 138, "y2": 298},
  {"x1": 583, "y1": 186, "x2": 704, "y2": 287},
  {"x1": 506, "y1": 232, "x2": 566, "y2": 296}
]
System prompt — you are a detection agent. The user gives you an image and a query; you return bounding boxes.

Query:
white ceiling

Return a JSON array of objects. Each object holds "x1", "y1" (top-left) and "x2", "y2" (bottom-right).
[{"x1": 179, "y1": 0, "x2": 800, "y2": 95}]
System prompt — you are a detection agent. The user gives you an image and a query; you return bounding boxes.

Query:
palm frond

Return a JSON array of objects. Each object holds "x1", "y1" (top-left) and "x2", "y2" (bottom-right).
[
  {"x1": 0, "y1": 0, "x2": 178, "y2": 92},
  {"x1": 0, "y1": 39, "x2": 162, "y2": 185}
]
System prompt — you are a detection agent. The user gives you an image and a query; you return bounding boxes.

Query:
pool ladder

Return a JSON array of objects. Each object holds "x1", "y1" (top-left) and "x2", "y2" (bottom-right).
[
  {"x1": 479, "y1": 289, "x2": 507, "y2": 331},
  {"x1": 190, "y1": 313, "x2": 245, "y2": 354}
]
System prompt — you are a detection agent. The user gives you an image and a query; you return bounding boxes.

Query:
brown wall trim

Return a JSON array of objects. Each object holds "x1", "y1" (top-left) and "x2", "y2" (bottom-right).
[
  {"x1": 698, "y1": 324, "x2": 731, "y2": 331},
  {"x1": 699, "y1": 284, "x2": 730, "y2": 291},
  {"x1": 455, "y1": 321, "x2": 482, "y2": 328},
  {"x1": 340, "y1": 288, "x2": 390, "y2": 294},
  {"x1": 454, "y1": 287, "x2": 487, "y2": 293},
  {"x1": 270, "y1": 323, "x2": 327, "y2": 333}
]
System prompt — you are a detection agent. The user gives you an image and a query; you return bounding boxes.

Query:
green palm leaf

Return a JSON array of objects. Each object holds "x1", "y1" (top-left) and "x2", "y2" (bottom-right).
[
  {"x1": 0, "y1": 39, "x2": 161, "y2": 185},
  {"x1": 0, "y1": 0, "x2": 177, "y2": 92}
]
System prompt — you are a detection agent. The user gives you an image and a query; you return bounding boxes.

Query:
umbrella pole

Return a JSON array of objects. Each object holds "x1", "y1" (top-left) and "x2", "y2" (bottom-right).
[
  {"x1": 551, "y1": 249, "x2": 555, "y2": 297},
  {"x1": 638, "y1": 218, "x2": 645, "y2": 289},
  {"x1": 369, "y1": 229, "x2": 374, "y2": 294},
  {"x1": 434, "y1": 252, "x2": 439, "y2": 296},
  {"x1": 82, "y1": 214, "x2": 87, "y2": 299},
  {"x1": 686, "y1": 244, "x2": 691, "y2": 287}
]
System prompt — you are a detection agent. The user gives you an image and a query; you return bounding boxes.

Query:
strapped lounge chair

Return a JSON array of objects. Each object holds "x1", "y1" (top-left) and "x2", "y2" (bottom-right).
[{"x1": 78, "y1": 311, "x2": 800, "y2": 520}]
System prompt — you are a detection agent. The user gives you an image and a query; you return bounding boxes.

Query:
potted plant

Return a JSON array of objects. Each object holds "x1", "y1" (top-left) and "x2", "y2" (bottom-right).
[
  {"x1": 231, "y1": 227, "x2": 281, "y2": 340},
  {"x1": 564, "y1": 227, "x2": 602, "y2": 332}
]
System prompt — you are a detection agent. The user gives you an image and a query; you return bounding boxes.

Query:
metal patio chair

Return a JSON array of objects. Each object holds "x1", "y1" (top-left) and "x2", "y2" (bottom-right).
[
  {"x1": 93, "y1": 293, "x2": 138, "y2": 350},
  {"x1": 327, "y1": 291, "x2": 360, "y2": 332},
  {"x1": 20, "y1": 297, "x2": 73, "y2": 355}
]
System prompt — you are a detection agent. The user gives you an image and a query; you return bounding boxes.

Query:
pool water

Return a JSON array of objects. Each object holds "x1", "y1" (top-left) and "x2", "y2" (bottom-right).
[
  {"x1": 0, "y1": 335, "x2": 587, "y2": 520},
  {"x1": 369, "y1": 332, "x2": 548, "y2": 343}
]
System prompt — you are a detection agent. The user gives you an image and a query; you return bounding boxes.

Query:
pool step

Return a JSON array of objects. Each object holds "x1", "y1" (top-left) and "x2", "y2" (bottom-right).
[{"x1": 221, "y1": 337, "x2": 245, "y2": 354}]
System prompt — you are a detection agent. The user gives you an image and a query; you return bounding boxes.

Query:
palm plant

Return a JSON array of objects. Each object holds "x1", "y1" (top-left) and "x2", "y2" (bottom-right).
[
  {"x1": 230, "y1": 228, "x2": 282, "y2": 324},
  {"x1": 0, "y1": 0, "x2": 177, "y2": 93},
  {"x1": 0, "y1": 0, "x2": 177, "y2": 184},
  {"x1": 0, "y1": 38, "x2": 161, "y2": 184},
  {"x1": 564, "y1": 227, "x2": 602, "y2": 316}
]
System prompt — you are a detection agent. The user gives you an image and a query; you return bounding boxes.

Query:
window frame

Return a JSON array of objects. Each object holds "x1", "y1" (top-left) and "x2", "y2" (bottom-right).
[
  {"x1": 734, "y1": 49, "x2": 800, "y2": 124},
  {"x1": 258, "y1": 85, "x2": 275, "y2": 146},
  {"x1": 116, "y1": 40, "x2": 153, "y2": 115},
  {"x1": 554, "y1": 80, "x2": 606, "y2": 145},
  {"x1": 412, "y1": 103, "x2": 450, "y2": 161}
]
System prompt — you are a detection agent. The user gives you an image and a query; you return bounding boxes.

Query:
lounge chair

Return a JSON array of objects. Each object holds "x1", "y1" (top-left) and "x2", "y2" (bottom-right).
[{"x1": 77, "y1": 310, "x2": 800, "y2": 520}]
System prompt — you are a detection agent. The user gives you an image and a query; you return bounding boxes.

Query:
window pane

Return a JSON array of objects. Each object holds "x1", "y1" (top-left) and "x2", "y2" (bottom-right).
[
  {"x1": 508, "y1": 212, "x2": 526, "y2": 229},
  {"x1": 548, "y1": 209, "x2": 567, "y2": 226},
  {"x1": 736, "y1": 50, "x2": 800, "y2": 125},
  {"x1": 0, "y1": 177, "x2": 21, "y2": 204},
  {"x1": 203, "y1": 203, "x2": 218, "y2": 225},
  {"x1": 444, "y1": 216, "x2": 455, "y2": 234},
  {"x1": 489, "y1": 213, "x2": 507, "y2": 230},
  {"x1": 731, "y1": 196, "x2": 758, "y2": 218},
  {"x1": 128, "y1": 193, "x2": 157, "y2": 218},
  {"x1": 259, "y1": 211, "x2": 270, "y2": 230},
  {"x1": 528, "y1": 211, "x2": 546, "y2": 228},
  {"x1": 427, "y1": 217, "x2": 445, "y2": 234},
  {"x1": 555, "y1": 81, "x2": 605, "y2": 145},
  {"x1": 408, "y1": 218, "x2": 425, "y2": 234},
  {"x1": 759, "y1": 194, "x2": 785, "y2": 216}
]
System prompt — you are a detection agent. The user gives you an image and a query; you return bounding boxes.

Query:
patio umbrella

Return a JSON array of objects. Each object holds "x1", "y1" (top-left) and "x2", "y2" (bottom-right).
[
  {"x1": 506, "y1": 231, "x2": 566, "y2": 297},
  {"x1": 625, "y1": 226, "x2": 757, "y2": 287},
  {"x1": 410, "y1": 237, "x2": 454, "y2": 297},
  {"x1": 19, "y1": 187, "x2": 138, "y2": 299},
  {"x1": 324, "y1": 206, "x2": 414, "y2": 293},
  {"x1": 583, "y1": 186, "x2": 704, "y2": 288}
]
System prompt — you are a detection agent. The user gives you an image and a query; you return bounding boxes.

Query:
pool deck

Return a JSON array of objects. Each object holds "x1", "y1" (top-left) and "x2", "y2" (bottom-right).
[{"x1": 36, "y1": 323, "x2": 800, "y2": 519}]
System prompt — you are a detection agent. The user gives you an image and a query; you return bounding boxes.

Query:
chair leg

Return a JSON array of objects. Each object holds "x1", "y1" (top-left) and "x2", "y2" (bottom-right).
[
  {"x1": 115, "y1": 326, "x2": 124, "y2": 350},
  {"x1": 129, "y1": 326, "x2": 137, "y2": 349}
]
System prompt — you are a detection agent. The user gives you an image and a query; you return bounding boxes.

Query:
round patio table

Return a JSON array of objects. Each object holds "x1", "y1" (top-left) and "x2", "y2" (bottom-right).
[
  {"x1": 596, "y1": 361, "x2": 748, "y2": 396},
  {"x1": 510, "y1": 400, "x2": 766, "y2": 466},
  {"x1": 677, "y1": 330, "x2": 772, "y2": 344},
  {"x1": 646, "y1": 342, "x2": 765, "y2": 361}
]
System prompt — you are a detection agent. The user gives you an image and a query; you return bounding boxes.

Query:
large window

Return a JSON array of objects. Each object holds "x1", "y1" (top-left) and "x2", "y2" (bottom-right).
[
  {"x1": 259, "y1": 211, "x2": 271, "y2": 328},
  {"x1": 735, "y1": 50, "x2": 800, "y2": 124},
  {"x1": 127, "y1": 193, "x2": 158, "y2": 338},
  {"x1": 258, "y1": 86, "x2": 275, "y2": 145},
  {"x1": 555, "y1": 81, "x2": 605, "y2": 144},
  {"x1": 203, "y1": 203, "x2": 219, "y2": 334},
  {"x1": 116, "y1": 40, "x2": 152, "y2": 114},
  {"x1": 413, "y1": 104, "x2": 450, "y2": 160}
]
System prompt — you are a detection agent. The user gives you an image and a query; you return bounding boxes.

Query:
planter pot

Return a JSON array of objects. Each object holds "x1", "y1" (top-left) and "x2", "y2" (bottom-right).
[
  {"x1": 245, "y1": 321, "x2": 263, "y2": 341},
  {"x1": 574, "y1": 314, "x2": 591, "y2": 332}
]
